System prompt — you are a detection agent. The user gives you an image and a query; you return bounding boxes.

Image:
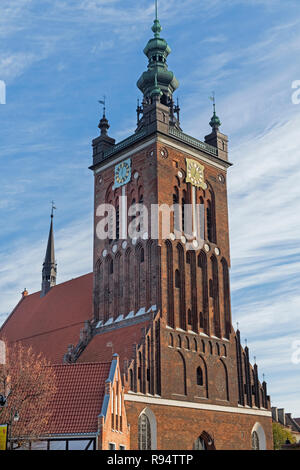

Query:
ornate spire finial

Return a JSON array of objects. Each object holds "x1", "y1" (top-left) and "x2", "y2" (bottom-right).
[
  {"x1": 209, "y1": 92, "x2": 221, "y2": 131},
  {"x1": 152, "y1": 0, "x2": 162, "y2": 37},
  {"x1": 254, "y1": 356, "x2": 257, "y2": 364},
  {"x1": 98, "y1": 97, "x2": 110, "y2": 136}
]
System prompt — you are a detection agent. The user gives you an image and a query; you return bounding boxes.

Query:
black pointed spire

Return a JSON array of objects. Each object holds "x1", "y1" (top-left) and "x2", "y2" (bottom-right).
[{"x1": 41, "y1": 203, "x2": 57, "y2": 297}]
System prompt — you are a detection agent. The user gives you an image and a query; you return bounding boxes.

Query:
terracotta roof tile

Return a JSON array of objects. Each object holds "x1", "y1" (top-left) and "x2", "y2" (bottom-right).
[
  {"x1": 0, "y1": 273, "x2": 93, "y2": 364},
  {"x1": 46, "y1": 362, "x2": 111, "y2": 435},
  {"x1": 77, "y1": 321, "x2": 151, "y2": 369}
]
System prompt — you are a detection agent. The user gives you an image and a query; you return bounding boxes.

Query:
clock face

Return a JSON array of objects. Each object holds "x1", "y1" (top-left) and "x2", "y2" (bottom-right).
[
  {"x1": 186, "y1": 158, "x2": 205, "y2": 188},
  {"x1": 114, "y1": 159, "x2": 131, "y2": 188}
]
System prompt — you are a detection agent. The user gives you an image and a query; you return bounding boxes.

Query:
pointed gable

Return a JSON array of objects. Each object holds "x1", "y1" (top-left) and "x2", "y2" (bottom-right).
[{"x1": 0, "y1": 273, "x2": 93, "y2": 364}]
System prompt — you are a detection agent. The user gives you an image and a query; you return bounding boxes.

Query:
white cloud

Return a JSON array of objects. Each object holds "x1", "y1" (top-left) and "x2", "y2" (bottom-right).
[{"x1": 1, "y1": 0, "x2": 300, "y2": 418}]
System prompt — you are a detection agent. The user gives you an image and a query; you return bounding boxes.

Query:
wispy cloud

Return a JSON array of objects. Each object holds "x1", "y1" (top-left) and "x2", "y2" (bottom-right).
[{"x1": 1, "y1": 0, "x2": 300, "y2": 417}]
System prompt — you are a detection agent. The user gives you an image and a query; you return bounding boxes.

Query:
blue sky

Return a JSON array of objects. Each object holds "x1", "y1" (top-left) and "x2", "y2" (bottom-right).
[{"x1": 1, "y1": 0, "x2": 300, "y2": 416}]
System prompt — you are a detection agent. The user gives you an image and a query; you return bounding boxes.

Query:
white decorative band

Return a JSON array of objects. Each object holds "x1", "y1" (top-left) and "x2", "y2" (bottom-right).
[{"x1": 124, "y1": 394, "x2": 272, "y2": 418}]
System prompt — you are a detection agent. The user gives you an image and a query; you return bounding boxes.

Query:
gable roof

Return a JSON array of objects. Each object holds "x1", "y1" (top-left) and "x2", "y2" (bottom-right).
[
  {"x1": 77, "y1": 321, "x2": 151, "y2": 370},
  {"x1": 0, "y1": 273, "x2": 93, "y2": 364},
  {"x1": 46, "y1": 362, "x2": 111, "y2": 435}
]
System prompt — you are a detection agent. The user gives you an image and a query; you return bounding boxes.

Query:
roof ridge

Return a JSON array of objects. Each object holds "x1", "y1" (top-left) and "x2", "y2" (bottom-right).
[{"x1": 50, "y1": 361, "x2": 111, "y2": 367}]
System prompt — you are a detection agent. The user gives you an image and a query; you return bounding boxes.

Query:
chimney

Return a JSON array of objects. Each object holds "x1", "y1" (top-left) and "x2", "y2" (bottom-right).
[
  {"x1": 278, "y1": 408, "x2": 286, "y2": 426},
  {"x1": 272, "y1": 407, "x2": 278, "y2": 422}
]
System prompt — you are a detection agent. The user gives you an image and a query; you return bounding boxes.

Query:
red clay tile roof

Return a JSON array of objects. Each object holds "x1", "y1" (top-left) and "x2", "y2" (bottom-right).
[
  {"x1": 0, "y1": 273, "x2": 93, "y2": 364},
  {"x1": 46, "y1": 362, "x2": 111, "y2": 435},
  {"x1": 77, "y1": 321, "x2": 151, "y2": 369}
]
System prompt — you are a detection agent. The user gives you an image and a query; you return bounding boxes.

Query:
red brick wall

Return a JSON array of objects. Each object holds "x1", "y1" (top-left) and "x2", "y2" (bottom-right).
[
  {"x1": 125, "y1": 400, "x2": 273, "y2": 450},
  {"x1": 92, "y1": 135, "x2": 272, "y2": 450},
  {"x1": 99, "y1": 359, "x2": 130, "y2": 450}
]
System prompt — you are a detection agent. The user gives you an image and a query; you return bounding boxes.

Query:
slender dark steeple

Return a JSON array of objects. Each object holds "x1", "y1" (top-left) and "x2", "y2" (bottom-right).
[{"x1": 41, "y1": 203, "x2": 57, "y2": 297}]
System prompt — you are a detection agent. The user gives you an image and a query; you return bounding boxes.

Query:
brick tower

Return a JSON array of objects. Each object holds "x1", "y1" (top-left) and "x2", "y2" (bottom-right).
[{"x1": 77, "y1": 7, "x2": 273, "y2": 450}]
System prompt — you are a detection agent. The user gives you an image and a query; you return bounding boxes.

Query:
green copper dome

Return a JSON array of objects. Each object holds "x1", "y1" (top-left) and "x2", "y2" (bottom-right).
[
  {"x1": 209, "y1": 110, "x2": 221, "y2": 130},
  {"x1": 137, "y1": 16, "x2": 179, "y2": 100}
]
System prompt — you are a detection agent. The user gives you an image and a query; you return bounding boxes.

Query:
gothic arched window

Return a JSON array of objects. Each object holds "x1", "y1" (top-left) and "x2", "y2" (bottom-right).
[
  {"x1": 194, "y1": 437, "x2": 207, "y2": 450},
  {"x1": 207, "y1": 201, "x2": 213, "y2": 242},
  {"x1": 194, "y1": 432, "x2": 215, "y2": 450},
  {"x1": 175, "y1": 269, "x2": 180, "y2": 288},
  {"x1": 138, "y1": 414, "x2": 151, "y2": 450},
  {"x1": 251, "y1": 431, "x2": 260, "y2": 450},
  {"x1": 165, "y1": 241, "x2": 174, "y2": 328},
  {"x1": 199, "y1": 312, "x2": 204, "y2": 329},
  {"x1": 197, "y1": 366, "x2": 203, "y2": 386},
  {"x1": 116, "y1": 202, "x2": 120, "y2": 240}
]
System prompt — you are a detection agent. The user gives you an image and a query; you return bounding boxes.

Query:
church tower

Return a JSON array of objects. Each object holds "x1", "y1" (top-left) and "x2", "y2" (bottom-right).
[
  {"x1": 41, "y1": 207, "x2": 57, "y2": 297},
  {"x1": 85, "y1": 5, "x2": 273, "y2": 450}
]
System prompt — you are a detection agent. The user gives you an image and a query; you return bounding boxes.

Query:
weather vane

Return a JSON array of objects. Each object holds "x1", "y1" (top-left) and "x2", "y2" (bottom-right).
[
  {"x1": 210, "y1": 91, "x2": 216, "y2": 113},
  {"x1": 98, "y1": 95, "x2": 106, "y2": 117}
]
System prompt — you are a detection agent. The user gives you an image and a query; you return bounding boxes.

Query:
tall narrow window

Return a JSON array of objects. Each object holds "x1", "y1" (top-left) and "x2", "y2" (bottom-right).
[
  {"x1": 138, "y1": 414, "x2": 151, "y2": 450},
  {"x1": 173, "y1": 187, "x2": 180, "y2": 233},
  {"x1": 116, "y1": 203, "x2": 120, "y2": 240},
  {"x1": 198, "y1": 251, "x2": 209, "y2": 335},
  {"x1": 211, "y1": 255, "x2": 221, "y2": 338},
  {"x1": 206, "y1": 189, "x2": 216, "y2": 243},
  {"x1": 177, "y1": 244, "x2": 186, "y2": 330},
  {"x1": 222, "y1": 258, "x2": 231, "y2": 339},
  {"x1": 207, "y1": 201, "x2": 213, "y2": 242},
  {"x1": 182, "y1": 196, "x2": 185, "y2": 233},
  {"x1": 166, "y1": 241, "x2": 174, "y2": 328},
  {"x1": 139, "y1": 193, "x2": 144, "y2": 234},
  {"x1": 197, "y1": 366, "x2": 203, "y2": 386},
  {"x1": 251, "y1": 431, "x2": 260, "y2": 450}
]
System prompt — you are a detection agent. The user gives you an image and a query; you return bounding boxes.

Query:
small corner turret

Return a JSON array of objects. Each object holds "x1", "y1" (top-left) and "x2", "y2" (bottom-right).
[
  {"x1": 204, "y1": 96, "x2": 228, "y2": 161},
  {"x1": 92, "y1": 99, "x2": 115, "y2": 167}
]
